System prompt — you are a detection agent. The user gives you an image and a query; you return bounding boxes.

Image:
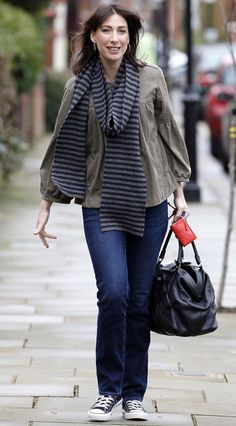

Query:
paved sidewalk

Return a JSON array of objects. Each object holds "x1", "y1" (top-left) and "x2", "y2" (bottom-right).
[{"x1": 0, "y1": 125, "x2": 236, "y2": 425}]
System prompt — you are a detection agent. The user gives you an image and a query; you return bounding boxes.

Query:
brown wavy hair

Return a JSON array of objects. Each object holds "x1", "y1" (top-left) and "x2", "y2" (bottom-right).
[{"x1": 70, "y1": 4, "x2": 144, "y2": 75}]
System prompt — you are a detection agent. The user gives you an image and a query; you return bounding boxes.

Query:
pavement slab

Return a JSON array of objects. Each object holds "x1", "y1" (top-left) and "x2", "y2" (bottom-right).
[
  {"x1": 150, "y1": 387, "x2": 206, "y2": 403},
  {"x1": 0, "y1": 409, "x2": 194, "y2": 425},
  {"x1": 0, "y1": 305, "x2": 35, "y2": 315},
  {"x1": 0, "y1": 340, "x2": 25, "y2": 348},
  {"x1": 0, "y1": 375, "x2": 15, "y2": 385},
  {"x1": 0, "y1": 423, "x2": 28, "y2": 426},
  {"x1": 0, "y1": 385, "x2": 76, "y2": 397},
  {"x1": 0, "y1": 397, "x2": 33, "y2": 408},
  {"x1": 225, "y1": 374, "x2": 236, "y2": 383},
  {"x1": 148, "y1": 370, "x2": 226, "y2": 383},
  {"x1": 156, "y1": 400, "x2": 236, "y2": 416},
  {"x1": 193, "y1": 416, "x2": 236, "y2": 426},
  {"x1": 0, "y1": 315, "x2": 64, "y2": 324},
  {"x1": 0, "y1": 359, "x2": 31, "y2": 367},
  {"x1": 30, "y1": 413, "x2": 195, "y2": 425}
]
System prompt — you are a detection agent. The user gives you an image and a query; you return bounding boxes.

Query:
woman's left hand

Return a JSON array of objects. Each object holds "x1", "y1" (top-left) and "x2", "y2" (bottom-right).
[{"x1": 173, "y1": 183, "x2": 190, "y2": 222}]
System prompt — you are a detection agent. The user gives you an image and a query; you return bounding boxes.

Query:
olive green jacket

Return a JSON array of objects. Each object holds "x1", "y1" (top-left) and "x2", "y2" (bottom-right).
[{"x1": 40, "y1": 64, "x2": 191, "y2": 206}]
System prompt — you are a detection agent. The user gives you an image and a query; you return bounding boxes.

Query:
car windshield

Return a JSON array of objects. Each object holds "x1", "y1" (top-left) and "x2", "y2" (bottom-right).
[{"x1": 221, "y1": 64, "x2": 236, "y2": 85}]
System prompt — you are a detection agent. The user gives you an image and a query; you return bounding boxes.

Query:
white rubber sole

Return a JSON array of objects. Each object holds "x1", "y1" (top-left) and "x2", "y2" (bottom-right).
[
  {"x1": 88, "y1": 411, "x2": 112, "y2": 422},
  {"x1": 88, "y1": 398, "x2": 122, "y2": 422},
  {"x1": 123, "y1": 410, "x2": 148, "y2": 421}
]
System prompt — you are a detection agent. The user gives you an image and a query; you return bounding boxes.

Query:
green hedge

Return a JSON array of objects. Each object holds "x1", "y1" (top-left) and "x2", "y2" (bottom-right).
[
  {"x1": 44, "y1": 71, "x2": 70, "y2": 132},
  {"x1": 0, "y1": 53, "x2": 25, "y2": 187},
  {"x1": 0, "y1": 136, "x2": 26, "y2": 183},
  {"x1": 0, "y1": 1, "x2": 45, "y2": 187},
  {"x1": 3, "y1": 0, "x2": 50, "y2": 13},
  {"x1": 0, "y1": 1, "x2": 44, "y2": 93}
]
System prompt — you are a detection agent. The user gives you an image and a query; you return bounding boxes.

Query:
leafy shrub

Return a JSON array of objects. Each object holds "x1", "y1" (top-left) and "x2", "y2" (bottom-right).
[
  {"x1": 0, "y1": 49, "x2": 25, "y2": 187},
  {"x1": 44, "y1": 70, "x2": 71, "y2": 131},
  {"x1": 0, "y1": 1, "x2": 44, "y2": 93},
  {"x1": 0, "y1": 53, "x2": 22, "y2": 186},
  {"x1": 0, "y1": 136, "x2": 27, "y2": 182},
  {"x1": 3, "y1": 0, "x2": 50, "y2": 13}
]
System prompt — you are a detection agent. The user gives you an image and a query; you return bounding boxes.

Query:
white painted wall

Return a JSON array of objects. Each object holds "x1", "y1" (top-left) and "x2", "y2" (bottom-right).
[{"x1": 52, "y1": 1, "x2": 68, "y2": 72}]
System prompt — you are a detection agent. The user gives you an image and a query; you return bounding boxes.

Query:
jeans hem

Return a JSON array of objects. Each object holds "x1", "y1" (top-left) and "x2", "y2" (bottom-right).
[
  {"x1": 122, "y1": 396, "x2": 143, "y2": 403},
  {"x1": 99, "y1": 392, "x2": 122, "y2": 398}
]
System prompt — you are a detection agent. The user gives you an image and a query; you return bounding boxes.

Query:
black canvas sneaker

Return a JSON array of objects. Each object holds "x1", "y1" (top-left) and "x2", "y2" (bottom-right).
[
  {"x1": 88, "y1": 394, "x2": 122, "y2": 421},
  {"x1": 122, "y1": 399, "x2": 148, "y2": 421}
]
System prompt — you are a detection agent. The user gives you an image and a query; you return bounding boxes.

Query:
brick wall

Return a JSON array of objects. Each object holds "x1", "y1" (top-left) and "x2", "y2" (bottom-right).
[{"x1": 19, "y1": 77, "x2": 45, "y2": 144}]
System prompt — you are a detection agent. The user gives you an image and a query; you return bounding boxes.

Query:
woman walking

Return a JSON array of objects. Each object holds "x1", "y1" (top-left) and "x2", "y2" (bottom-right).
[{"x1": 34, "y1": 4, "x2": 191, "y2": 422}]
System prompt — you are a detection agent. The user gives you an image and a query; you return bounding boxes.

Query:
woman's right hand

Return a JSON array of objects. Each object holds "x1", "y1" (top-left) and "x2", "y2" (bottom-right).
[{"x1": 33, "y1": 199, "x2": 57, "y2": 248}]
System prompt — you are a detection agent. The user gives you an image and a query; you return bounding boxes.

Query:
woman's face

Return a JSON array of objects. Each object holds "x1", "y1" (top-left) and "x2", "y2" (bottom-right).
[{"x1": 91, "y1": 13, "x2": 129, "y2": 66}]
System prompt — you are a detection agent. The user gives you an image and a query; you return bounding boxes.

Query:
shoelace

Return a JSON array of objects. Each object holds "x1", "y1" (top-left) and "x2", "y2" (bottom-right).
[
  {"x1": 92, "y1": 395, "x2": 115, "y2": 410},
  {"x1": 125, "y1": 400, "x2": 143, "y2": 411}
]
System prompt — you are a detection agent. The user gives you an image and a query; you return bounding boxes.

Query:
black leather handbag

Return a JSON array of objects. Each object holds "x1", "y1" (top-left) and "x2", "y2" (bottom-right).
[{"x1": 150, "y1": 229, "x2": 218, "y2": 337}]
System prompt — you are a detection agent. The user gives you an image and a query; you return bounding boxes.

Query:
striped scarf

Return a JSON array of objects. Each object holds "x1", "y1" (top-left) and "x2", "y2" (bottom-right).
[{"x1": 51, "y1": 57, "x2": 147, "y2": 237}]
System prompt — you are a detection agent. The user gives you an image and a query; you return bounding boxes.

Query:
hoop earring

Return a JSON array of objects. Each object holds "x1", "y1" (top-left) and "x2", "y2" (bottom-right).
[
  {"x1": 127, "y1": 43, "x2": 131, "y2": 52},
  {"x1": 93, "y1": 42, "x2": 97, "y2": 52}
]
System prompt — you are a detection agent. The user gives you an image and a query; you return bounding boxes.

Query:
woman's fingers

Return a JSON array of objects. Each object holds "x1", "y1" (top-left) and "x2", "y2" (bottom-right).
[
  {"x1": 37, "y1": 230, "x2": 57, "y2": 249},
  {"x1": 43, "y1": 232, "x2": 57, "y2": 239},
  {"x1": 39, "y1": 232, "x2": 50, "y2": 249},
  {"x1": 34, "y1": 225, "x2": 57, "y2": 249},
  {"x1": 33, "y1": 224, "x2": 44, "y2": 235},
  {"x1": 34, "y1": 226, "x2": 56, "y2": 239},
  {"x1": 33, "y1": 201, "x2": 55, "y2": 247},
  {"x1": 181, "y1": 210, "x2": 190, "y2": 219},
  {"x1": 173, "y1": 208, "x2": 190, "y2": 222}
]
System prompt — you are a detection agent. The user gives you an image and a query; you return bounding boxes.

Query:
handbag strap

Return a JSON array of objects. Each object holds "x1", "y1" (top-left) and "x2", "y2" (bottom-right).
[
  {"x1": 177, "y1": 267, "x2": 203, "y2": 297},
  {"x1": 159, "y1": 229, "x2": 172, "y2": 261},
  {"x1": 191, "y1": 241, "x2": 201, "y2": 265},
  {"x1": 159, "y1": 228, "x2": 202, "y2": 267}
]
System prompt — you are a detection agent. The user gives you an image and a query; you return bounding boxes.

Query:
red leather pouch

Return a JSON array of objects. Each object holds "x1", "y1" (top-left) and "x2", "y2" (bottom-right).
[{"x1": 171, "y1": 217, "x2": 197, "y2": 247}]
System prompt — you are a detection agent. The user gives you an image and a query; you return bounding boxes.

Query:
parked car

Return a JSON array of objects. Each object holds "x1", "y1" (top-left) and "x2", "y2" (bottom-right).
[
  {"x1": 221, "y1": 101, "x2": 236, "y2": 171},
  {"x1": 194, "y1": 43, "x2": 231, "y2": 119},
  {"x1": 204, "y1": 53, "x2": 236, "y2": 162}
]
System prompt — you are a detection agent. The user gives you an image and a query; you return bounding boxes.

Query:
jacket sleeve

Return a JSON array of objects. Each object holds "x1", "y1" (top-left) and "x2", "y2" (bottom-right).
[
  {"x1": 40, "y1": 77, "x2": 76, "y2": 203},
  {"x1": 155, "y1": 69, "x2": 191, "y2": 182}
]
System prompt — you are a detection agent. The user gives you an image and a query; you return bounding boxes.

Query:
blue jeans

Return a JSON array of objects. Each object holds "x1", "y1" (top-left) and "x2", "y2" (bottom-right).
[{"x1": 82, "y1": 201, "x2": 168, "y2": 402}]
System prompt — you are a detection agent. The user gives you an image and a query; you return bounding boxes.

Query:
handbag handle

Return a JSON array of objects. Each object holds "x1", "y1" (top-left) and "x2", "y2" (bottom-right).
[{"x1": 159, "y1": 228, "x2": 202, "y2": 267}]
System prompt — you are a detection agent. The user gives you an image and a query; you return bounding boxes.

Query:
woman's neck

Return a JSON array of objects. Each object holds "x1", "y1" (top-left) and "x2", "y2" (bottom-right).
[{"x1": 100, "y1": 58, "x2": 122, "y2": 84}]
